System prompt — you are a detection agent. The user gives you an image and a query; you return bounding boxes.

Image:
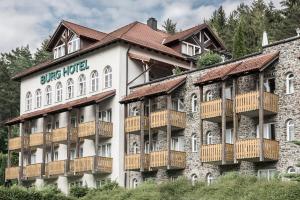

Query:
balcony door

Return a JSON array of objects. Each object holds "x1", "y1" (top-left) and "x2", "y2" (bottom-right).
[
  {"x1": 99, "y1": 109, "x2": 112, "y2": 122},
  {"x1": 256, "y1": 123, "x2": 275, "y2": 139},
  {"x1": 225, "y1": 129, "x2": 233, "y2": 144},
  {"x1": 171, "y1": 137, "x2": 184, "y2": 151}
]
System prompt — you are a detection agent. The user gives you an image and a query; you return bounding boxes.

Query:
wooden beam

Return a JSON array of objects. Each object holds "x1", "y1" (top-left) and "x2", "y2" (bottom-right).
[
  {"x1": 7, "y1": 126, "x2": 11, "y2": 168},
  {"x1": 221, "y1": 81, "x2": 227, "y2": 165},
  {"x1": 65, "y1": 110, "x2": 71, "y2": 173},
  {"x1": 51, "y1": 115, "x2": 55, "y2": 162},
  {"x1": 42, "y1": 117, "x2": 47, "y2": 176},
  {"x1": 19, "y1": 123, "x2": 25, "y2": 185},
  {"x1": 167, "y1": 95, "x2": 172, "y2": 169},
  {"x1": 94, "y1": 104, "x2": 100, "y2": 173},
  {"x1": 76, "y1": 109, "x2": 81, "y2": 158},
  {"x1": 199, "y1": 86, "x2": 203, "y2": 164},
  {"x1": 148, "y1": 99, "x2": 152, "y2": 156},
  {"x1": 232, "y1": 78, "x2": 238, "y2": 163},
  {"x1": 123, "y1": 103, "x2": 128, "y2": 188},
  {"x1": 259, "y1": 72, "x2": 265, "y2": 161},
  {"x1": 140, "y1": 100, "x2": 145, "y2": 172}
]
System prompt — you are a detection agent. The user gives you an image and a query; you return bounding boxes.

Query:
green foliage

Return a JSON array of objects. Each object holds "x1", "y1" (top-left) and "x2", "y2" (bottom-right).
[
  {"x1": 34, "y1": 39, "x2": 52, "y2": 65},
  {"x1": 69, "y1": 185, "x2": 89, "y2": 198},
  {"x1": 197, "y1": 51, "x2": 222, "y2": 68},
  {"x1": 233, "y1": 17, "x2": 248, "y2": 58},
  {"x1": 162, "y1": 18, "x2": 177, "y2": 34},
  {"x1": 172, "y1": 66, "x2": 182, "y2": 75}
]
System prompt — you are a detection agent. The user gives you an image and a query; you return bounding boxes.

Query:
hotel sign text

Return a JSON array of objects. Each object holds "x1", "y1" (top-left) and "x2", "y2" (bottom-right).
[{"x1": 40, "y1": 60, "x2": 89, "y2": 85}]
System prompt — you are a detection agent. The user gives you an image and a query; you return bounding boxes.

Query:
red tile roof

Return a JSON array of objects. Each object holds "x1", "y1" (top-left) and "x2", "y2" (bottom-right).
[
  {"x1": 120, "y1": 76, "x2": 186, "y2": 103},
  {"x1": 6, "y1": 90, "x2": 115, "y2": 125},
  {"x1": 194, "y1": 52, "x2": 280, "y2": 85}
]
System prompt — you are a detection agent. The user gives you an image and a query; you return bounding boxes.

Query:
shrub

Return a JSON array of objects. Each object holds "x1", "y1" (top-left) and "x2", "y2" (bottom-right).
[
  {"x1": 197, "y1": 51, "x2": 222, "y2": 68},
  {"x1": 69, "y1": 185, "x2": 89, "y2": 198}
]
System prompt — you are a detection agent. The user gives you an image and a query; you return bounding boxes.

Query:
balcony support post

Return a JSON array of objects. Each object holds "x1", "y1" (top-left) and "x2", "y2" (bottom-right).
[
  {"x1": 259, "y1": 72, "x2": 265, "y2": 161},
  {"x1": 140, "y1": 100, "x2": 145, "y2": 172},
  {"x1": 19, "y1": 122, "x2": 25, "y2": 185},
  {"x1": 42, "y1": 116, "x2": 47, "y2": 177},
  {"x1": 233, "y1": 78, "x2": 238, "y2": 163},
  {"x1": 199, "y1": 85, "x2": 203, "y2": 164},
  {"x1": 65, "y1": 109, "x2": 72, "y2": 173},
  {"x1": 76, "y1": 108, "x2": 80, "y2": 158},
  {"x1": 221, "y1": 81, "x2": 227, "y2": 165},
  {"x1": 27, "y1": 122, "x2": 31, "y2": 165},
  {"x1": 7, "y1": 126, "x2": 11, "y2": 168},
  {"x1": 94, "y1": 104, "x2": 100, "y2": 173},
  {"x1": 148, "y1": 99, "x2": 152, "y2": 155},
  {"x1": 167, "y1": 95, "x2": 172, "y2": 169},
  {"x1": 124, "y1": 103, "x2": 129, "y2": 188},
  {"x1": 51, "y1": 115, "x2": 55, "y2": 162}
]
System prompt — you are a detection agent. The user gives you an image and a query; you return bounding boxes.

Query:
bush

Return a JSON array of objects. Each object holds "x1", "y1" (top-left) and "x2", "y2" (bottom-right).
[
  {"x1": 197, "y1": 51, "x2": 222, "y2": 68},
  {"x1": 69, "y1": 185, "x2": 89, "y2": 198}
]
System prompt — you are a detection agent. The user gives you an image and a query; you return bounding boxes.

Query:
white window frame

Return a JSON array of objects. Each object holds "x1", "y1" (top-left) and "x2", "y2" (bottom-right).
[
  {"x1": 207, "y1": 131, "x2": 213, "y2": 144},
  {"x1": 133, "y1": 142, "x2": 139, "y2": 154},
  {"x1": 90, "y1": 70, "x2": 99, "y2": 92},
  {"x1": 68, "y1": 36, "x2": 80, "y2": 54},
  {"x1": 191, "y1": 174, "x2": 198, "y2": 186},
  {"x1": 192, "y1": 133, "x2": 198, "y2": 152},
  {"x1": 286, "y1": 73, "x2": 294, "y2": 94},
  {"x1": 191, "y1": 93, "x2": 198, "y2": 112},
  {"x1": 104, "y1": 66, "x2": 112, "y2": 88},
  {"x1": 286, "y1": 119, "x2": 295, "y2": 141},
  {"x1": 98, "y1": 143, "x2": 111, "y2": 157},
  {"x1": 45, "y1": 85, "x2": 52, "y2": 105},
  {"x1": 171, "y1": 137, "x2": 179, "y2": 151},
  {"x1": 205, "y1": 90, "x2": 213, "y2": 101},
  {"x1": 99, "y1": 109, "x2": 112, "y2": 122},
  {"x1": 287, "y1": 167, "x2": 296, "y2": 174},
  {"x1": 25, "y1": 92, "x2": 32, "y2": 111},
  {"x1": 131, "y1": 178, "x2": 138, "y2": 188},
  {"x1": 181, "y1": 41, "x2": 201, "y2": 56},
  {"x1": 35, "y1": 89, "x2": 42, "y2": 108},
  {"x1": 67, "y1": 78, "x2": 74, "y2": 99},
  {"x1": 54, "y1": 43, "x2": 65, "y2": 59},
  {"x1": 56, "y1": 82, "x2": 63, "y2": 102},
  {"x1": 78, "y1": 74, "x2": 86, "y2": 96},
  {"x1": 206, "y1": 173, "x2": 214, "y2": 185},
  {"x1": 257, "y1": 169, "x2": 276, "y2": 181}
]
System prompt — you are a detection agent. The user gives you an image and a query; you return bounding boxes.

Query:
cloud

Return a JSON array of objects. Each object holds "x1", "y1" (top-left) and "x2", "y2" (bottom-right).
[{"x1": 0, "y1": 0, "x2": 282, "y2": 53}]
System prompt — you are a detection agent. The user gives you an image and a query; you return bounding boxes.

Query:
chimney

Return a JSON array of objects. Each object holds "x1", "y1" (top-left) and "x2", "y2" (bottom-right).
[
  {"x1": 147, "y1": 17, "x2": 157, "y2": 31},
  {"x1": 262, "y1": 31, "x2": 269, "y2": 46}
]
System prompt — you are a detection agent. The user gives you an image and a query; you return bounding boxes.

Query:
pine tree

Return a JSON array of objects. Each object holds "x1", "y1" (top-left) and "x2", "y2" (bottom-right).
[
  {"x1": 162, "y1": 18, "x2": 177, "y2": 34},
  {"x1": 34, "y1": 38, "x2": 52, "y2": 65},
  {"x1": 233, "y1": 17, "x2": 247, "y2": 58}
]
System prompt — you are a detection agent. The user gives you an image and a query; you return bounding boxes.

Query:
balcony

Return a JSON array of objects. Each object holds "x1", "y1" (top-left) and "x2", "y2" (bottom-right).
[
  {"x1": 201, "y1": 99, "x2": 233, "y2": 123},
  {"x1": 150, "y1": 110, "x2": 186, "y2": 130},
  {"x1": 125, "y1": 154, "x2": 150, "y2": 171},
  {"x1": 236, "y1": 139, "x2": 279, "y2": 161},
  {"x1": 52, "y1": 127, "x2": 77, "y2": 143},
  {"x1": 25, "y1": 163, "x2": 42, "y2": 178},
  {"x1": 201, "y1": 144, "x2": 234, "y2": 164},
  {"x1": 74, "y1": 156, "x2": 112, "y2": 174},
  {"x1": 125, "y1": 116, "x2": 149, "y2": 133},
  {"x1": 8, "y1": 136, "x2": 29, "y2": 151},
  {"x1": 5, "y1": 166, "x2": 20, "y2": 180},
  {"x1": 77, "y1": 121, "x2": 113, "y2": 139},
  {"x1": 29, "y1": 132, "x2": 51, "y2": 148},
  {"x1": 47, "y1": 160, "x2": 67, "y2": 176},
  {"x1": 235, "y1": 91, "x2": 278, "y2": 117},
  {"x1": 150, "y1": 150, "x2": 186, "y2": 169}
]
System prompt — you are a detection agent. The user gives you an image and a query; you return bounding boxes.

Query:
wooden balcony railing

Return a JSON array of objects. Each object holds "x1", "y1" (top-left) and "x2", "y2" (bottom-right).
[
  {"x1": 8, "y1": 136, "x2": 29, "y2": 151},
  {"x1": 150, "y1": 150, "x2": 186, "y2": 169},
  {"x1": 150, "y1": 110, "x2": 186, "y2": 129},
  {"x1": 52, "y1": 127, "x2": 77, "y2": 143},
  {"x1": 25, "y1": 163, "x2": 42, "y2": 178},
  {"x1": 201, "y1": 144, "x2": 234, "y2": 163},
  {"x1": 201, "y1": 99, "x2": 233, "y2": 120},
  {"x1": 29, "y1": 132, "x2": 51, "y2": 147},
  {"x1": 125, "y1": 154, "x2": 150, "y2": 170},
  {"x1": 235, "y1": 91, "x2": 278, "y2": 114},
  {"x1": 5, "y1": 166, "x2": 20, "y2": 180},
  {"x1": 77, "y1": 121, "x2": 113, "y2": 138},
  {"x1": 47, "y1": 160, "x2": 66, "y2": 176},
  {"x1": 125, "y1": 116, "x2": 149, "y2": 133},
  {"x1": 74, "y1": 156, "x2": 112, "y2": 173},
  {"x1": 236, "y1": 139, "x2": 279, "y2": 161}
]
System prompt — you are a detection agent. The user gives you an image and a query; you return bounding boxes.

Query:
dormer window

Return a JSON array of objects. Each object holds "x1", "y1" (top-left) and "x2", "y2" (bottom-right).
[
  {"x1": 68, "y1": 36, "x2": 80, "y2": 54},
  {"x1": 181, "y1": 41, "x2": 201, "y2": 56},
  {"x1": 54, "y1": 44, "x2": 65, "y2": 59}
]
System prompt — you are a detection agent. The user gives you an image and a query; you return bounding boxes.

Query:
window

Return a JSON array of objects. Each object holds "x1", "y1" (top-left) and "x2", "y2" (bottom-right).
[
  {"x1": 133, "y1": 142, "x2": 139, "y2": 154},
  {"x1": 45, "y1": 85, "x2": 52, "y2": 105},
  {"x1": 286, "y1": 119, "x2": 295, "y2": 141},
  {"x1": 286, "y1": 73, "x2": 294, "y2": 94},
  {"x1": 99, "y1": 143, "x2": 111, "y2": 157},
  {"x1": 31, "y1": 151, "x2": 36, "y2": 164},
  {"x1": 191, "y1": 94, "x2": 198, "y2": 112},
  {"x1": 192, "y1": 133, "x2": 198, "y2": 152},
  {"x1": 171, "y1": 137, "x2": 179, "y2": 151},
  {"x1": 205, "y1": 90, "x2": 213, "y2": 101},
  {"x1": 131, "y1": 178, "x2": 138, "y2": 188},
  {"x1": 258, "y1": 169, "x2": 276, "y2": 181},
  {"x1": 145, "y1": 141, "x2": 150, "y2": 154},
  {"x1": 70, "y1": 149, "x2": 76, "y2": 160},
  {"x1": 207, "y1": 131, "x2": 213, "y2": 144},
  {"x1": 31, "y1": 120, "x2": 37, "y2": 133},
  {"x1": 91, "y1": 70, "x2": 99, "y2": 92},
  {"x1": 46, "y1": 121, "x2": 52, "y2": 132},
  {"x1": 191, "y1": 174, "x2": 198, "y2": 186},
  {"x1": 172, "y1": 98, "x2": 184, "y2": 112},
  {"x1": 78, "y1": 74, "x2": 86, "y2": 96},
  {"x1": 152, "y1": 140, "x2": 158, "y2": 151},
  {"x1": 54, "y1": 44, "x2": 65, "y2": 59},
  {"x1": 256, "y1": 123, "x2": 275, "y2": 140},
  {"x1": 206, "y1": 173, "x2": 214, "y2": 185},
  {"x1": 104, "y1": 66, "x2": 112, "y2": 88},
  {"x1": 54, "y1": 149, "x2": 58, "y2": 161},
  {"x1": 181, "y1": 41, "x2": 201, "y2": 56},
  {"x1": 55, "y1": 82, "x2": 63, "y2": 102},
  {"x1": 35, "y1": 89, "x2": 42, "y2": 108},
  {"x1": 264, "y1": 78, "x2": 275, "y2": 93},
  {"x1": 226, "y1": 129, "x2": 233, "y2": 144},
  {"x1": 99, "y1": 109, "x2": 112, "y2": 122},
  {"x1": 68, "y1": 36, "x2": 80, "y2": 54},
  {"x1": 131, "y1": 107, "x2": 139, "y2": 116},
  {"x1": 67, "y1": 78, "x2": 74, "y2": 99},
  {"x1": 25, "y1": 92, "x2": 32, "y2": 111},
  {"x1": 287, "y1": 167, "x2": 296, "y2": 174},
  {"x1": 79, "y1": 144, "x2": 83, "y2": 157},
  {"x1": 225, "y1": 87, "x2": 232, "y2": 99}
]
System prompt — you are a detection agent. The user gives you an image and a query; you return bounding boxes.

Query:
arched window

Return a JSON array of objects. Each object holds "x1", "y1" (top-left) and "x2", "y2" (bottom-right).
[
  {"x1": 78, "y1": 74, "x2": 86, "y2": 96},
  {"x1": 286, "y1": 73, "x2": 294, "y2": 94},
  {"x1": 67, "y1": 78, "x2": 74, "y2": 99},
  {"x1": 35, "y1": 89, "x2": 41, "y2": 108},
  {"x1": 132, "y1": 178, "x2": 138, "y2": 188},
  {"x1": 286, "y1": 119, "x2": 295, "y2": 141},
  {"x1": 207, "y1": 131, "x2": 213, "y2": 144},
  {"x1": 205, "y1": 90, "x2": 213, "y2": 101},
  {"x1": 25, "y1": 92, "x2": 32, "y2": 111},
  {"x1": 104, "y1": 66, "x2": 112, "y2": 88},
  {"x1": 56, "y1": 82, "x2": 63, "y2": 102},
  {"x1": 133, "y1": 142, "x2": 139, "y2": 154},
  {"x1": 191, "y1": 93, "x2": 198, "y2": 112},
  {"x1": 192, "y1": 133, "x2": 198, "y2": 152},
  {"x1": 90, "y1": 70, "x2": 99, "y2": 92},
  {"x1": 191, "y1": 174, "x2": 198, "y2": 186},
  {"x1": 45, "y1": 85, "x2": 52, "y2": 105},
  {"x1": 206, "y1": 173, "x2": 214, "y2": 185},
  {"x1": 287, "y1": 166, "x2": 296, "y2": 174}
]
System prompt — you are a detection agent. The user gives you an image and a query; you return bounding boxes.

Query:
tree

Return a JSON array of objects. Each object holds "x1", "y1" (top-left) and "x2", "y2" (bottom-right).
[
  {"x1": 34, "y1": 38, "x2": 52, "y2": 65},
  {"x1": 233, "y1": 17, "x2": 247, "y2": 58},
  {"x1": 163, "y1": 18, "x2": 177, "y2": 34},
  {"x1": 197, "y1": 51, "x2": 222, "y2": 68},
  {"x1": 209, "y1": 6, "x2": 226, "y2": 36}
]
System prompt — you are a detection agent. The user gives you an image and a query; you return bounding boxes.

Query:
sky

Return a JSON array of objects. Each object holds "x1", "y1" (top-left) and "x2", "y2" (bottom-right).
[{"x1": 0, "y1": 0, "x2": 282, "y2": 53}]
